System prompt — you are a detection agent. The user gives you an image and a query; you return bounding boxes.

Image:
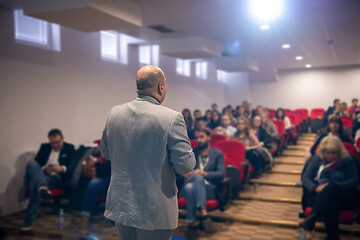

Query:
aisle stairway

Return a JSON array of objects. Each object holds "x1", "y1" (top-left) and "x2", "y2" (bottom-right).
[{"x1": 178, "y1": 133, "x2": 360, "y2": 240}]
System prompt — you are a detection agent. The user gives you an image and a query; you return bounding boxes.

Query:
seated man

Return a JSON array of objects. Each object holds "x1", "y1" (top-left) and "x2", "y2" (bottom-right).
[
  {"x1": 188, "y1": 117, "x2": 207, "y2": 139},
  {"x1": 214, "y1": 114, "x2": 236, "y2": 137},
  {"x1": 22, "y1": 129, "x2": 75, "y2": 231},
  {"x1": 67, "y1": 145, "x2": 110, "y2": 234},
  {"x1": 179, "y1": 127, "x2": 225, "y2": 238}
]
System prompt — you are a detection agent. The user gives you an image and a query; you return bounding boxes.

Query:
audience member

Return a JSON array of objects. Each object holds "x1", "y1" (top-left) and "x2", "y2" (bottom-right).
[
  {"x1": 182, "y1": 108, "x2": 193, "y2": 133},
  {"x1": 21, "y1": 129, "x2": 75, "y2": 231},
  {"x1": 204, "y1": 110, "x2": 212, "y2": 124},
  {"x1": 188, "y1": 117, "x2": 207, "y2": 139},
  {"x1": 260, "y1": 113, "x2": 279, "y2": 139},
  {"x1": 300, "y1": 136, "x2": 359, "y2": 240},
  {"x1": 211, "y1": 103, "x2": 218, "y2": 112},
  {"x1": 275, "y1": 108, "x2": 297, "y2": 144},
  {"x1": 349, "y1": 98, "x2": 359, "y2": 117},
  {"x1": 325, "y1": 98, "x2": 341, "y2": 118},
  {"x1": 214, "y1": 114, "x2": 237, "y2": 137},
  {"x1": 179, "y1": 127, "x2": 225, "y2": 238},
  {"x1": 250, "y1": 115, "x2": 272, "y2": 151},
  {"x1": 256, "y1": 106, "x2": 265, "y2": 116},
  {"x1": 236, "y1": 105, "x2": 246, "y2": 119},
  {"x1": 193, "y1": 109, "x2": 202, "y2": 121},
  {"x1": 309, "y1": 116, "x2": 352, "y2": 156},
  {"x1": 230, "y1": 117, "x2": 267, "y2": 177},
  {"x1": 245, "y1": 103, "x2": 256, "y2": 119},
  {"x1": 208, "y1": 111, "x2": 221, "y2": 129},
  {"x1": 340, "y1": 102, "x2": 352, "y2": 118},
  {"x1": 68, "y1": 145, "x2": 111, "y2": 234}
]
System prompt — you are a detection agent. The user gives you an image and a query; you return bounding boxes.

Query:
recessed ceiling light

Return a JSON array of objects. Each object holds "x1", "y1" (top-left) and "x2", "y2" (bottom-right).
[
  {"x1": 305, "y1": 64, "x2": 312, "y2": 68},
  {"x1": 250, "y1": 0, "x2": 284, "y2": 22},
  {"x1": 260, "y1": 24, "x2": 270, "y2": 30},
  {"x1": 295, "y1": 56, "x2": 303, "y2": 60},
  {"x1": 282, "y1": 44, "x2": 290, "y2": 49}
]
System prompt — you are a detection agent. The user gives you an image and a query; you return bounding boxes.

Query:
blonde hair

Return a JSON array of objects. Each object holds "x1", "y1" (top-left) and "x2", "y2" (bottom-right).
[{"x1": 316, "y1": 135, "x2": 349, "y2": 160}]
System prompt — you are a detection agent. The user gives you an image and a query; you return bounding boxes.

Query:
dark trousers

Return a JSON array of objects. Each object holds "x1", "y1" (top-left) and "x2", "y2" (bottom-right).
[
  {"x1": 245, "y1": 149, "x2": 265, "y2": 175},
  {"x1": 24, "y1": 160, "x2": 63, "y2": 220},
  {"x1": 305, "y1": 183, "x2": 356, "y2": 239}
]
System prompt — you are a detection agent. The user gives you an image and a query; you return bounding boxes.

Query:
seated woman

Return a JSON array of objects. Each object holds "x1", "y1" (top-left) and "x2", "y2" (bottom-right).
[
  {"x1": 230, "y1": 117, "x2": 268, "y2": 177},
  {"x1": 182, "y1": 108, "x2": 194, "y2": 135},
  {"x1": 309, "y1": 115, "x2": 352, "y2": 156},
  {"x1": 208, "y1": 110, "x2": 221, "y2": 129},
  {"x1": 275, "y1": 108, "x2": 297, "y2": 144},
  {"x1": 340, "y1": 102, "x2": 352, "y2": 118},
  {"x1": 250, "y1": 115, "x2": 272, "y2": 151},
  {"x1": 300, "y1": 136, "x2": 359, "y2": 240},
  {"x1": 204, "y1": 109, "x2": 212, "y2": 125},
  {"x1": 235, "y1": 105, "x2": 246, "y2": 119}
]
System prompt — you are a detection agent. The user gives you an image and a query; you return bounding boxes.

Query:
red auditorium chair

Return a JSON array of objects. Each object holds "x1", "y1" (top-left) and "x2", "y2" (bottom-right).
[
  {"x1": 341, "y1": 116, "x2": 353, "y2": 137},
  {"x1": 303, "y1": 207, "x2": 355, "y2": 224},
  {"x1": 210, "y1": 133, "x2": 227, "y2": 147},
  {"x1": 310, "y1": 108, "x2": 326, "y2": 133},
  {"x1": 213, "y1": 140, "x2": 246, "y2": 198},
  {"x1": 295, "y1": 108, "x2": 310, "y2": 132},
  {"x1": 177, "y1": 154, "x2": 232, "y2": 212},
  {"x1": 342, "y1": 142, "x2": 357, "y2": 158},
  {"x1": 268, "y1": 109, "x2": 276, "y2": 119},
  {"x1": 272, "y1": 119, "x2": 286, "y2": 153},
  {"x1": 190, "y1": 139, "x2": 198, "y2": 149}
]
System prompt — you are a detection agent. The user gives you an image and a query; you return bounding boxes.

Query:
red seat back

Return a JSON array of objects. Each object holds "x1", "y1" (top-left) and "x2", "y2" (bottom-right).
[
  {"x1": 342, "y1": 142, "x2": 357, "y2": 157},
  {"x1": 214, "y1": 140, "x2": 246, "y2": 184},
  {"x1": 272, "y1": 119, "x2": 285, "y2": 137},
  {"x1": 210, "y1": 133, "x2": 227, "y2": 147},
  {"x1": 310, "y1": 108, "x2": 325, "y2": 119},
  {"x1": 190, "y1": 139, "x2": 198, "y2": 149},
  {"x1": 268, "y1": 109, "x2": 276, "y2": 119},
  {"x1": 340, "y1": 116, "x2": 353, "y2": 128}
]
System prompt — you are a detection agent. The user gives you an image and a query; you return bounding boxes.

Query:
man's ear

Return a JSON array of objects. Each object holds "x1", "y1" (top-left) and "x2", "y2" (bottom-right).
[{"x1": 158, "y1": 82, "x2": 165, "y2": 95}]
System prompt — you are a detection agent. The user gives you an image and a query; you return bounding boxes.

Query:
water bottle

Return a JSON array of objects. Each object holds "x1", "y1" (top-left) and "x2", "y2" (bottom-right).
[
  {"x1": 59, "y1": 208, "x2": 64, "y2": 230},
  {"x1": 253, "y1": 183, "x2": 258, "y2": 193},
  {"x1": 299, "y1": 227, "x2": 306, "y2": 240}
]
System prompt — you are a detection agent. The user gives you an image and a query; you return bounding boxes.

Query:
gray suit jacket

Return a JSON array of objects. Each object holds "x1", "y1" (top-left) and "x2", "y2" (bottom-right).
[{"x1": 100, "y1": 95, "x2": 195, "y2": 230}]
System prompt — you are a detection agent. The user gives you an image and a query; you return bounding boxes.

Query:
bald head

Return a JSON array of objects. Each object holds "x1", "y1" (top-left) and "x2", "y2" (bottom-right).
[{"x1": 136, "y1": 65, "x2": 167, "y2": 103}]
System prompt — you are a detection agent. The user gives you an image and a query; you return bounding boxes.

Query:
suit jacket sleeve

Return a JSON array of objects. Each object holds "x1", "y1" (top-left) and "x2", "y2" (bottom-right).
[
  {"x1": 168, "y1": 113, "x2": 196, "y2": 175},
  {"x1": 206, "y1": 150, "x2": 225, "y2": 184},
  {"x1": 302, "y1": 156, "x2": 322, "y2": 192},
  {"x1": 34, "y1": 144, "x2": 50, "y2": 167}
]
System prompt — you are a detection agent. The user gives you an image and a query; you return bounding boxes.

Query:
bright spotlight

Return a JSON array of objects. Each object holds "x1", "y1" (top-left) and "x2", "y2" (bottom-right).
[
  {"x1": 305, "y1": 64, "x2": 312, "y2": 68},
  {"x1": 250, "y1": 0, "x2": 284, "y2": 23},
  {"x1": 282, "y1": 44, "x2": 290, "y2": 49},
  {"x1": 260, "y1": 24, "x2": 270, "y2": 30},
  {"x1": 295, "y1": 56, "x2": 303, "y2": 60}
]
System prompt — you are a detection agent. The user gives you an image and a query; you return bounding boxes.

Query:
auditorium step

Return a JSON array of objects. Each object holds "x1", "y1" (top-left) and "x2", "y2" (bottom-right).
[
  {"x1": 286, "y1": 145, "x2": 309, "y2": 151},
  {"x1": 274, "y1": 156, "x2": 304, "y2": 165},
  {"x1": 250, "y1": 173, "x2": 302, "y2": 188},
  {"x1": 281, "y1": 150, "x2": 305, "y2": 157},
  {"x1": 239, "y1": 185, "x2": 302, "y2": 204}
]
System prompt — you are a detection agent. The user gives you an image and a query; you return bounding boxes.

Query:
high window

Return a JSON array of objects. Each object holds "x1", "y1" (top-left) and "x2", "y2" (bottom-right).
[
  {"x1": 14, "y1": 10, "x2": 61, "y2": 51},
  {"x1": 176, "y1": 59, "x2": 191, "y2": 77},
  {"x1": 195, "y1": 62, "x2": 208, "y2": 80},
  {"x1": 139, "y1": 45, "x2": 159, "y2": 66},
  {"x1": 217, "y1": 70, "x2": 227, "y2": 83}
]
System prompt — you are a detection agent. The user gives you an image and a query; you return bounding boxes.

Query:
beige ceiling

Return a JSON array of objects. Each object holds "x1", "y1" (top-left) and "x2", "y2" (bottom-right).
[{"x1": 2, "y1": 0, "x2": 360, "y2": 82}]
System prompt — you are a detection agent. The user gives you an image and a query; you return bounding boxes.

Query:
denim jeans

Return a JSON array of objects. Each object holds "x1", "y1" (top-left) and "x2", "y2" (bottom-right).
[
  {"x1": 180, "y1": 175, "x2": 217, "y2": 223},
  {"x1": 24, "y1": 160, "x2": 62, "y2": 221},
  {"x1": 81, "y1": 178, "x2": 109, "y2": 216}
]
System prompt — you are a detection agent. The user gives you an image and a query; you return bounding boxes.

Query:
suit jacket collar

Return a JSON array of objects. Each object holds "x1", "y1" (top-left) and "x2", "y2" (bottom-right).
[{"x1": 137, "y1": 95, "x2": 160, "y2": 105}]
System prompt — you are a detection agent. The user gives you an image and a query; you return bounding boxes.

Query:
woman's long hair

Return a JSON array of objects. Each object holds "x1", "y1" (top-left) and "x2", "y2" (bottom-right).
[
  {"x1": 327, "y1": 115, "x2": 344, "y2": 137},
  {"x1": 316, "y1": 135, "x2": 349, "y2": 160},
  {"x1": 275, "y1": 108, "x2": 285, "y2": 120},
  {"x1": 234, "y1": 116, "x2": 250, "y2": 138}
]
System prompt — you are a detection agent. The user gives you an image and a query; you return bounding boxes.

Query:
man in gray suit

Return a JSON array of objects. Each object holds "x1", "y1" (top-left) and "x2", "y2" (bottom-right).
[{"x1": 100, "y1": 65, "x2": 196, "y2": 240}]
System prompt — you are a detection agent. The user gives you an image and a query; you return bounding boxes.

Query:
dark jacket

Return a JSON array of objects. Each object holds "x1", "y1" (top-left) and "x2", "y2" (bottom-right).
[
  {"x1": 302, "y1": 155, "x2": 359, "y2": 192},
  {"x1": 255, "y1": 126, "x2": 272, "y2": 151},
  {"x1": 34, "y1": 142, "x2": 75, "y2": 186},
  {"x1": 310, "y1": 133, "x2": 352, "y2": 155},
  {"x1": 193, "y1": 147, "x2": 225, "y2": 186}
]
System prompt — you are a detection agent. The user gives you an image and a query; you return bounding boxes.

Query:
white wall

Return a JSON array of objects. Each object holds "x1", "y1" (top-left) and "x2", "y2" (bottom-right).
[
  {"x1": 0, "y1": 7, "x2": 230, "y2": 216},
  {"x1": 250, "y1": 67, "x2": 360, "y2": 110}
]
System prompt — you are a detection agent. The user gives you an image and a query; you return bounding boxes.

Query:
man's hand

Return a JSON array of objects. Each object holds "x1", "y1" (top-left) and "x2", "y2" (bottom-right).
[
  {"x1": 43, "y1": 165, "x2": 53, "y2": 174},
  {"x1": 183, "y1": 171, "x2": 193, "y2": 179},
  {"x1": 51, "y1": 164, "x2": 65, "y2": 173},
  {"x1": 193, "y1": 169, "x2": 206, "y2": 176},
  {"x1": 315, "y1": 183, "x2": 328, "y2": 193}
]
